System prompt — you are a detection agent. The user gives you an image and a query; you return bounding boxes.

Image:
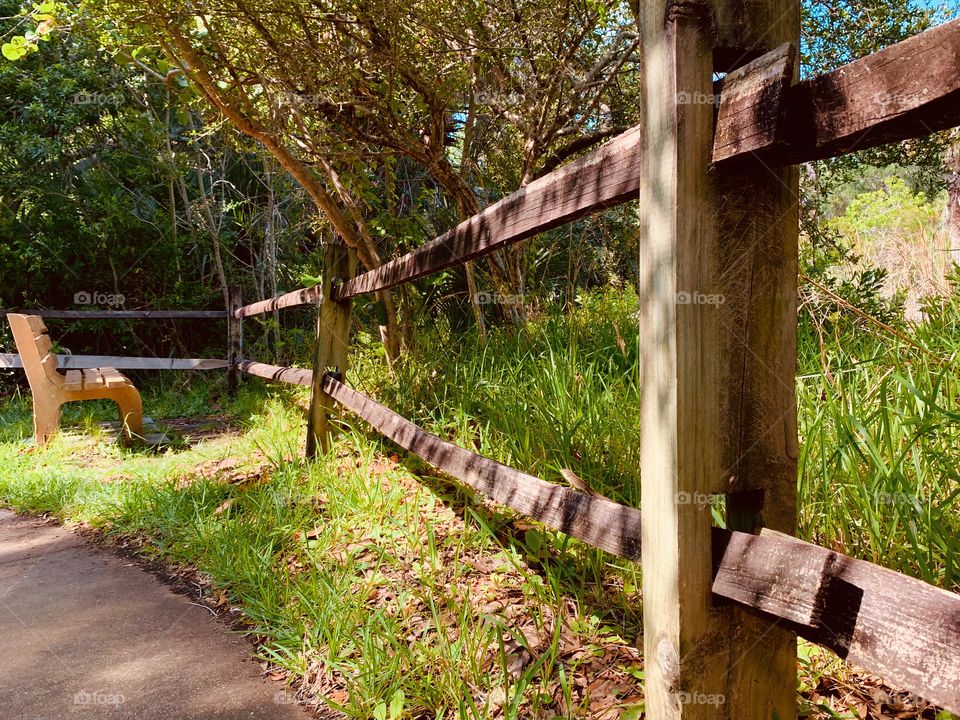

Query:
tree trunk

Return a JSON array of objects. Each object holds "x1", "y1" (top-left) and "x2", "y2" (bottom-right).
[{"x1": 161, "y1": 27, "x2": 401, "y2": 367}]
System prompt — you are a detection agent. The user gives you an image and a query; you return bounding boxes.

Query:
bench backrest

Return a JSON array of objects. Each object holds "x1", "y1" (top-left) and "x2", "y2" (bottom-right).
[{"x1": 7, "y1": 314, "x2": 63, "y2": 389}]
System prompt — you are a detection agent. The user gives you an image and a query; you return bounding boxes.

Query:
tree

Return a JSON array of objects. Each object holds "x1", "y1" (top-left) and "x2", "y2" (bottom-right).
[{"x1": 88, "y1": 0, "x2": 638, "y2": 344}]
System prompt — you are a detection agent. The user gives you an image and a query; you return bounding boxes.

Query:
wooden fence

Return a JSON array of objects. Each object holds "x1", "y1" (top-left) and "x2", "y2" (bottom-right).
[
  {"x1": 232, "y1": 11, "x2": 960, "y2": 719},
  {"x1": 0, "y1": 7, "x2": 956, "y2": 717}
]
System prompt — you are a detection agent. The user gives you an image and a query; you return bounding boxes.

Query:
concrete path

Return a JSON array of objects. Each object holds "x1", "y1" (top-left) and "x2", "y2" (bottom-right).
[{"x1": 0, "y1": 510, "x2": 311, "y2": 719}]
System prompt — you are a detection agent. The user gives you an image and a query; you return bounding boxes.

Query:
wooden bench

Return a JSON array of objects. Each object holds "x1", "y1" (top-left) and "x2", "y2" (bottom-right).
[{"x1": 7, "y1": 314, "x2": 143, "y2": 444}]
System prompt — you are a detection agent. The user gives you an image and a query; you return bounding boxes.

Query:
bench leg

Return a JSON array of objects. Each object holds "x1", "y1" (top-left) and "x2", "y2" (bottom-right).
[
  {"x1": 113, "y1": 386, "x2": 143, "y2": 441},
  {"x1": 33, "y1": 398, "x2": 62, "y2": 446}
]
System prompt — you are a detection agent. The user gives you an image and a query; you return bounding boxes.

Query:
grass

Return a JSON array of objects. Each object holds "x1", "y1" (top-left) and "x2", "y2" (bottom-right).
[
  {"x1": 0, "y1": 285, "x2": 958, "y2": 718},
  {"x1": 796, "y1": 289, "x2": 960, "y2": 590},
  {"x1": 0, "y1": 369, "x2": 646, "y2": 718}
]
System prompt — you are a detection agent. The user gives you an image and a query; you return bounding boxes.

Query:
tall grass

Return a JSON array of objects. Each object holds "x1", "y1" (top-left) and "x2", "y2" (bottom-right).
[
  {"x1": 366, "y1": 289, "x2": 641, "y2": 507},
  {"x1": 796, "y1": 288, "x2": 960, "y2": 590}
]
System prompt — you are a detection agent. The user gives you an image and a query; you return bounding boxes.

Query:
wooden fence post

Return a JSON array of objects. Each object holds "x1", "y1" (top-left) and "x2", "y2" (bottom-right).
[
  {"x1": 638, "y1": 1, "x2": 799, "y2": 718},
  {"x1": 227, "y1": 285, "x2": 242, "y2": 397},
  {"x1": 306, "y1": 243, "x2": 357, "y2": 457}
]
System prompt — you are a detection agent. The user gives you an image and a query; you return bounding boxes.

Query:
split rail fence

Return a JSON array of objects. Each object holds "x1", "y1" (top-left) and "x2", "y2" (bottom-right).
[
  {"x1": 2, "y1": 6, "x2": 958, "y2": 718},
  {"x1": 232, "y1": 12, "x2": 960, "y2": 719}
]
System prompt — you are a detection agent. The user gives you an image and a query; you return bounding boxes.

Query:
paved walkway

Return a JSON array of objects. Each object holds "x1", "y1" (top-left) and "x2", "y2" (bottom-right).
[{"x1": 0, "y1": 510, "x2": 310, "y2": 719}]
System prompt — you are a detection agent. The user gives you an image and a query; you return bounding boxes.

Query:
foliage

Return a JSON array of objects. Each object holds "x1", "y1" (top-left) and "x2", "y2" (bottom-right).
[
  {"x1": 828, "y1": 176, "x2": 942, "y2": 244},
  {"x1": 1, "y1": 1, "x2": 58, "y2": 61}
]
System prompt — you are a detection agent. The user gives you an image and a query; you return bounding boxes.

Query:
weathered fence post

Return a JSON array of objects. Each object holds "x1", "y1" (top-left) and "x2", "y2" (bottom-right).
[
  {"x1": 227, "y1": 285, "x2": 243, "y2": 397},
  {"x1": 638, "y1": 1, "x2": 799, "y2": 718},
  {"x1": 306, "y1": 242, "x2": 357, "y2": 457}
]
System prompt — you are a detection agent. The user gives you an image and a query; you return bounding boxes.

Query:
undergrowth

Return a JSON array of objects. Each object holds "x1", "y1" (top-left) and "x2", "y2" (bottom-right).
[{"x1": 0, "y1": 286, "x2": 958, "y2": 718}]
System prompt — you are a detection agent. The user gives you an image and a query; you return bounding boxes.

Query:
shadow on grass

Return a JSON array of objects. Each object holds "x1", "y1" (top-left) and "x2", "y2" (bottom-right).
[{"x1": 389, "y1": 447, "x2": 645, "y2": 634}]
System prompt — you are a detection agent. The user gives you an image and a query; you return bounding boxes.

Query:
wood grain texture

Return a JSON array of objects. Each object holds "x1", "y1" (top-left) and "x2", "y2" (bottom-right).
[
  {"x1": 639, "y1": 7, "x2": 730, "y2": 716},
  {"x1": 0, "y1": 354, "x2": 230, "y2": 370},
  {"x1": 321, "y1": 374, "x2": 643, "y2": 560},
  {"x1": 233, "y1": 286, "x2": 322, "y2": 319},
  {"x1": 235, "y1": 360, "x2": 313, "y2": 386},
  {"x1": 638, "y1": 1, "x2": 799, "y2": 717},
  {"x1": 0, "y1": 310, "x2": 227, "y2": 319},
  {"x1": 336, "y1": 125, "x2": 643, "y2": 299},
  {"x1": 227, "y1": 286, "x2": 243, "y2": 397},
  {"x1": 715, "y1": 529, "x2": 960, "y2": 714},
  {"x1": 712, "y1": 42, "x2": 795, "y2": 162},
  {"x1": 306, "y1": 244, "x2": 356, "y2": 457},
  {"x1": 717, "y1": 18, "x2": 960, "y2": 166},
  {"x1": 712, "y1": 529, "x2": 831, "y2": 628}
]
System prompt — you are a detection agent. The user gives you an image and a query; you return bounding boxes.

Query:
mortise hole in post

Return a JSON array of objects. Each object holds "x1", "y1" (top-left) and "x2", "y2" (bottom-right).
[{"x1": 725, "y1": 488, "x2": 765, "y2": 533}]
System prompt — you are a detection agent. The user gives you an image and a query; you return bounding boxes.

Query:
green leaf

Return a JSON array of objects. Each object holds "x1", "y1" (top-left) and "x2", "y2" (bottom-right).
[
  {"x1": 388, "y1": 689, "x2": 404, "y2": 719},
  {"x1": 2, "y1": 43, "x2": 27, "y2": 60},
  {"x1": 372, "y1": 702, "x2": 387, "y2": 720}
]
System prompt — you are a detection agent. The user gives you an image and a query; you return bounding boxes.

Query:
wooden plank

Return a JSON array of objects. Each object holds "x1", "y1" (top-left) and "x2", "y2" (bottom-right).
[
  {"x1": 233, "y1": 286, "x2": 322, "y2": 319},
  {"x1": 235, "y1": 359, "x2": 313, "y2": 386},
  {"x1": 0, "y1": 309, "x2": 227, "y2": 319},
  {"x1": 712, "y1": 42, "x2": 794, "y2": 162},
  {"x1": 336, "y1": 125, "x2": 643, "y2": 299},
  {"x1": 227, "y1": 286, "x2": 243, "y2": 396},
  {"x1": 306, "y1": 244, "x2": 356, "y2": 457},
  {"x1": 712, "y1": 528, "x2": 831, "y2": 628},
  {"x1": 99, "y1": 368, "x2": 128, "y2": 388},
  {"x1": 0, "y1": 354, "x2": 230, "y2": 370},
  {"x1": 638, "y1": 1, "x2": 799, "y2": 717},
  {"x1": 321, "y1": 374, "x2": 643, "y2": 560},
  {"x1": 639, "y1": 8, "x2": 728, "y2": 716},
  {"x1": 714, "y1": 529, "x2": 960, "y2": 714},
  {"x1": 717, "y1": 18, "x2": 960, "y2": 166},
  {"x1": 81, "y1": 369, "x2": 105, "y2": 387}
]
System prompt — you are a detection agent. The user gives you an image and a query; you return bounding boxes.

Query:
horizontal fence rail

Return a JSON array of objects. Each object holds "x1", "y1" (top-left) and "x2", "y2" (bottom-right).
[
  {"x1": 321, "y1": 373, "x2": 644, "y2": 559},
  {"x1": 713, "y1": 530, "x2": 960, "y2": 712},
  {"x1": 771, "y1": 17, "x2": 960, "y2": 165},
  {"x1": 0, "y1": 354, "x2": 229, "y2": 371},
  {"x1": 235, "y1": 359, "x2": 313, "y2": 386},
  {"x1": 335, "y1": 126, "x2": 643, "y2": 299},
  {"x1": 0, "y1": 309, "x2": 227, "y2": 319},
  {"x1": 234, "y1": 287, "x2": 322, "y2": 319}
]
